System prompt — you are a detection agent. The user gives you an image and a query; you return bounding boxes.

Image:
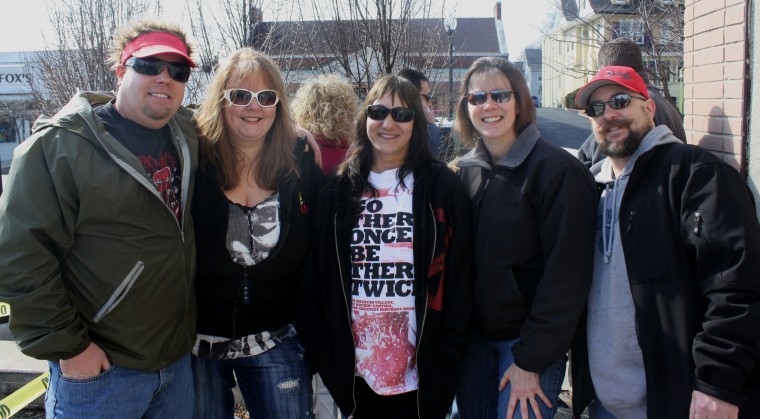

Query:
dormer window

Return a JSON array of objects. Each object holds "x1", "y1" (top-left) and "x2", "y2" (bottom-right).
[{"x1": 617, "y1": 19, "x2": 645, "y2": 44}]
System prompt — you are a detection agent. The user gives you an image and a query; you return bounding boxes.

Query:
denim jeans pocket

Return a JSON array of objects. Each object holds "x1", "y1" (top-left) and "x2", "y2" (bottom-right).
[{"x1": 57, "y1": 364, "x2": 117, "y2": 384}]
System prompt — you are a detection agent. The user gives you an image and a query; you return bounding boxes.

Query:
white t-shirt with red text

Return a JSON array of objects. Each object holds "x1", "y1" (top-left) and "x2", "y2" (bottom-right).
[{"x1": 351, "y1": 168, "x2": 418, "y2": 395}]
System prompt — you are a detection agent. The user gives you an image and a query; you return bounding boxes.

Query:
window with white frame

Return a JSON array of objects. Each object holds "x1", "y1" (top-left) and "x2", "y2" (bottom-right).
[
  {"x1": 657, "y1": 16, "x2": 681, "y2": 45},
  {"x1": 617, "y1": 19, "x2": 645, "y2": 44}
]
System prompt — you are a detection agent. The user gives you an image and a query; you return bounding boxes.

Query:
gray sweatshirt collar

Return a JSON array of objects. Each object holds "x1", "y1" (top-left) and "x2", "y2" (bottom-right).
[
  {"x1": 592, "y1": 125, "x2": 681, "y2": 264},
  {"x1": 457, "y1": 123, "x2": 540, "y2": 169},
  {"x1": 591, "y1": 125, "x2": 682, "y2": 182}
]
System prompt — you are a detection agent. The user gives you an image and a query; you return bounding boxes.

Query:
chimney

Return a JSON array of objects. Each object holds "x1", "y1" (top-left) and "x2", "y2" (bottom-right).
[
  {"x1": 250, "y1": 6, "x2": 263, "y2": 26},
  {"x1": 247, "y1": 7, "x2": 264, "y2": 47},
  {"x1": 494, "y1": 1, "x2": 502, "y2": 21}
]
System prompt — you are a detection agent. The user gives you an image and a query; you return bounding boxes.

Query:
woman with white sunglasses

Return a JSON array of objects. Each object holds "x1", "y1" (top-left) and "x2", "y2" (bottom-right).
[
  {"x1": 298, "y1": 75, "x2": 473, "y2": 418},
  {"x1": 190, "y1": 47, "x2": 323, "y2": 418},
  {"x1": 453, "y1": 56, "x2": 597, "y2": 419}
]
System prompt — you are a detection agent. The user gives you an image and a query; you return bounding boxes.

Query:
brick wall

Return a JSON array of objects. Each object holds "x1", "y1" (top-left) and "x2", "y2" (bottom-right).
[{"x1": 683, "y1": 0, "x2": 746, "y2": 170}]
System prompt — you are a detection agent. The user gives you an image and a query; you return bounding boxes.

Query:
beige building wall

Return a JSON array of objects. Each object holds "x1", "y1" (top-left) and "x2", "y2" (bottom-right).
[
  {"x1": 683, "y1": 0, "x2": 747, "y2": 170},
  {"x1": 749, "y1": 0, "x2": 760, "y2": 212}
]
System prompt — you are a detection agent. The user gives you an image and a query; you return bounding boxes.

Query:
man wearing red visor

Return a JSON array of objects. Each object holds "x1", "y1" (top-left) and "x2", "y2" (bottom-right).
[{"x1": 0, "y1": 19, "x2": 200, "y2": 418}]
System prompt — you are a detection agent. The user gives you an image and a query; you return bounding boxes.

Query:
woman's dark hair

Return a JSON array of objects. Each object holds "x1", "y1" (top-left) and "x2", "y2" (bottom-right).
[
  {"x1": 454, "y1": 56, "x2": 536, "y2": 147},
  {"x1": 339, "y1": 75, "x2": 433, "y2": 198}
]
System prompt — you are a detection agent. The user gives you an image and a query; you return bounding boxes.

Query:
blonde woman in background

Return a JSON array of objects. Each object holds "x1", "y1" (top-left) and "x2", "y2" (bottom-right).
[{"x1": 293, "y1": 74, "x2": 357, "y2": 174}]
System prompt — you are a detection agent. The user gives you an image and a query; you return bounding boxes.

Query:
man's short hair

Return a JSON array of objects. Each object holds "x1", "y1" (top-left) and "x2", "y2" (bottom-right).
[
  {"x1": 109, "y1": 19, "x2": 195, "y2": 70},
  {"x1": 397, "y1": 68, "x2": 428, "y2": 91},
  {"x1": 598, "y1": 38, "x2": 645, "y2": 73}
]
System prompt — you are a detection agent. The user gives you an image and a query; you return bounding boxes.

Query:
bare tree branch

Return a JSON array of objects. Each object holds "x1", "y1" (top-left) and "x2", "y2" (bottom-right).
[{"x1": 29, "y1": 0, "x2": 155, "y2": 115}]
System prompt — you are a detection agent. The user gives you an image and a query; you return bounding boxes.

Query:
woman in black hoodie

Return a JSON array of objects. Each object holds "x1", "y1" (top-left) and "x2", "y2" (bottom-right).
[{"x1": 298, "y1": 75, "x2": 473, "y2": 419}]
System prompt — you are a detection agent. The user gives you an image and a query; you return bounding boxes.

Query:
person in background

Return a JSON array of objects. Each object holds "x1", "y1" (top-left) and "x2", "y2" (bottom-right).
[
  {"x1": 299, "y1": 75, "x2": 473, "y2": 419},
  {"x1": 0, "y1": 19, "x2": 198, "y2": 418},
  {"x1": 577, "y1": 37, "x2": 686, "y2": 167},
  {"x1": 293, "y1": 74, "x2": 357, "y2": 174},
  {"x1": 571, "y1": 65, "x2": 760, "y2": 419},
  {"x1": 453, "y1": 56, "x2": 597, "y2": 419},
  {"x1": 398, "y1": 68, "x2": 443, "y2": 158},
  {"x1": 191, "y1": 47, "x2": 323, "y2": 418}
]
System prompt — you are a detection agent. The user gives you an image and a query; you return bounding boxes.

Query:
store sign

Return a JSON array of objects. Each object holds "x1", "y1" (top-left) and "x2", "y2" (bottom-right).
[
  {"x1": 0, "y1": 64, "x2": 33, "y2": 94},
  {"x1": 0, "y1": 73, "x2": 31, "y2": 83}
]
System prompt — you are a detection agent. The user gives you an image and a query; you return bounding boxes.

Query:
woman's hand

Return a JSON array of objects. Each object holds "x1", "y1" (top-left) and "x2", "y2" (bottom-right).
[
  {"x1": 499, "y1": 362, "x2": 551, "y2": 419},
  {"x1": 296, "y1": 126, "x2": 323, "y2": 169}
]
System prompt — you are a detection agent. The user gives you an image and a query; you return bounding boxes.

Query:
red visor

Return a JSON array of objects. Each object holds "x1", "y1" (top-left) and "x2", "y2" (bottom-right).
[{"x1": 120, "y1": 32, "x2": 196, "y2": 67}]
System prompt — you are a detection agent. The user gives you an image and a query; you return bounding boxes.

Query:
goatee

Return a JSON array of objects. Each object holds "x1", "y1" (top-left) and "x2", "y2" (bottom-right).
[{"x1": 596, "y1": 119, "x2": 646, "y2": 159}]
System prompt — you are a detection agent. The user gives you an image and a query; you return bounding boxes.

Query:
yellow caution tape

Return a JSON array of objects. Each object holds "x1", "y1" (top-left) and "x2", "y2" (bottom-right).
[
  {"x1": 0, "y1": 372, "x2": 49, "y2": 419},
  {"x1": 0, "y1": 302, "x2": 9, "y2": 318}
]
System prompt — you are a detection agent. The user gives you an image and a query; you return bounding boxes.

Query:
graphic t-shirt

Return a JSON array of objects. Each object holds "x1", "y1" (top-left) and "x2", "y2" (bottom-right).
[
  {"x1": 351, "y1": 168, "x2": 418, "y2": 395},
  {"x1": 226, "y1": 192, "x2": 280, "y2": 266},
  {"x1": 95, "y1": 102, "x2": 183, "y2": 222}
]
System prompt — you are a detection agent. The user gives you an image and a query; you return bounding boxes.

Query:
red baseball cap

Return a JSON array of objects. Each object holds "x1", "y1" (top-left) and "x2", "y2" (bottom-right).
[
  {"x1": 575, "y1": 66, "x2": 649, "y2": 109},
  {"x1": 120, "y1": 32, "x2": 196, "y2": 67}
]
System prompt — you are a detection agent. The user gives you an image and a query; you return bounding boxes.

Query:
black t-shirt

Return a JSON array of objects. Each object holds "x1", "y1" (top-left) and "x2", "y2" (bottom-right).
[{"x1": 95, "y1": 102, "x2": 183, "y2": 222}]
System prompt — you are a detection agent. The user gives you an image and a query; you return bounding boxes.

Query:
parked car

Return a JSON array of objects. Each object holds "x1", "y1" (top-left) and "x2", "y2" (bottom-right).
[
  {"x1": 435, "y1": 117, "x2": 468, "y2": 160},
  {"x1": 531, "y1": 95, "x2": 541, "y2": 108}
]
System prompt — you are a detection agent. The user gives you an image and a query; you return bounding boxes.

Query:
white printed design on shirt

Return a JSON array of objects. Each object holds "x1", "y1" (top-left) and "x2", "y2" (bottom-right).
[{"x1": 351, "y1": 169, "x2": 418, "y2": 395}]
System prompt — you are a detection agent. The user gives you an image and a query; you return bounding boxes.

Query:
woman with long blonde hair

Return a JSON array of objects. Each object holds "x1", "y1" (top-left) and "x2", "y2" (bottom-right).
[{"x1": 191, "y1": 47, "x2": 322, "y2": 418}]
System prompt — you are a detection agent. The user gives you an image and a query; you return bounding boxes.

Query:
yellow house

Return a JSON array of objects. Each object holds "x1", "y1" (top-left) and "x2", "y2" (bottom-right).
[{"x1": 542, "y1": 0, "x2": 684, "y2": 110}]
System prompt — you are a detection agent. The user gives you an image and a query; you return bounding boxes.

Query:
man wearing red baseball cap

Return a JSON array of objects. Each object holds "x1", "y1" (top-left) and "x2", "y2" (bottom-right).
[
  {"x1": 570, "y1": 66, "x2": 760, "y2": 419},
  {"x1": 0, "y1": 19, "x2": 200, "y2": 417},
  {"x1": 576, "y1": 38, "x2": 686, "y2": 169}
]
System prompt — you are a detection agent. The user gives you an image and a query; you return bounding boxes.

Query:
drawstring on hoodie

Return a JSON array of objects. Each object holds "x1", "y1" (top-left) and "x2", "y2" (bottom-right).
[
  {"x1": 602, "y1": 179, "x2": 619, "y2": 264},
  {"x1": 592, "y1": 125, "x2": 683, "y2": 265}
]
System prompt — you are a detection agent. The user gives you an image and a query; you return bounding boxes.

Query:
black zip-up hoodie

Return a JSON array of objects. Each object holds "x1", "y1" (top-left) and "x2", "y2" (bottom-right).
[
  {"x1": 298, "y1": 160, "x2": 473, "y2": 418},
  {"x1": 193, "y1": 139, "x2": 323, "y2": 338}
]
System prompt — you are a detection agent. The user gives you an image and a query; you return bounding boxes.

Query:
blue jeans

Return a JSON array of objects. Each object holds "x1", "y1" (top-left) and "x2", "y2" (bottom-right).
[
  {"x1": 456, "y1": 332, "x2": 566, "y2": 419},
  {"x1": 589, "y1": 399, "x2": 618, "y2": 419},
  {"x1": 192, "y1": 335, "x2": 314, "y2": 419},
  {"x1": 45, "y1": 353, "x2": 193, "y2": 419}
]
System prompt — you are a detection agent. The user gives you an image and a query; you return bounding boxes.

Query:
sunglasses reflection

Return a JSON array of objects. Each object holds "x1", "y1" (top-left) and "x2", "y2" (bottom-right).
[
  {"x1": 366, "y1": 105, "x2": 416, "y2": 123},
  {"x1": 124, "y1": 57, "x2": 192, "y2": 83},
  {"x1": 585, "y1": 93, "x2": 646, "y2": 117},
  {"x1": 466, "y1": 89, "x2": 514, "y2": 106},
  {"x1": 223, "y1": 89, "x2": 280, "y2": 108}
]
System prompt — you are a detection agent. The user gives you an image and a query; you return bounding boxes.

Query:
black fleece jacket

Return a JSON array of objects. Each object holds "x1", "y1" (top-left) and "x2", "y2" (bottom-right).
[
  {"x1": 457, "y1": 123, "x2": 598, "y2": 373},
  {"x1": 572, "y1": 142, "x2": 760, "y2": 418},
  {"x1": 192, "y1": 139, "x2": 323, "y2": 338}
]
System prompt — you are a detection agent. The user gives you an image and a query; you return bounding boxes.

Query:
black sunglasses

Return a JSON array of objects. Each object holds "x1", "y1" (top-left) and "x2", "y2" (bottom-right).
[
  {"x1": 222, "y1": 89, "x2": 279, "y2": 107},
  {"x1": 419, "y1": 93, "x2": 433, "y2": 102},
  {"x1": 466, "y1": 89, "x2": 514, "y2": 106},
  {"x1": 366, "y1": 105, "x2": 415, "y2": 123},
  {"x1": 585, "y1": 93, "x2": 647, "y2": 117},
  {"x1": 124, "y1": 57, "x2": 192, "y2": 83}
]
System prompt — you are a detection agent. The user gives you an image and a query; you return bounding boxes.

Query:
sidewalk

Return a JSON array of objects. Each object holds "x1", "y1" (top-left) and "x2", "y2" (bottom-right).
[{"x1": 0, "y1": 340, "x2": 47, "y2": 410}]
